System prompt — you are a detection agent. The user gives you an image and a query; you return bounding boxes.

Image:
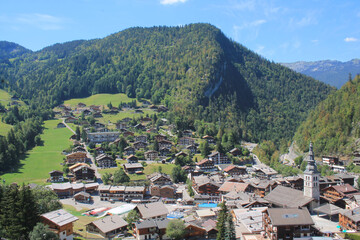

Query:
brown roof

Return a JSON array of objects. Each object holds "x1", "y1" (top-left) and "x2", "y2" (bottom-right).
[
  {"x1": 264, "y1": 186, "x2": 313, "y2": 208},
  {"x1": 331, "y1": 184, "x2": 358, "y2": 195},
  {"x1": 196, "y1": 159, "x2": 213, "y2": 166},
  {"x1": 266, "y1": 208, "x2": 314, "y2": 226},
  {"x1": 218, "y1": 182, "x2": 249, "y2": 193},
  {"x1": 136, "y1": 202, "x2": 169, "y2": 219},
  {"x1": 88, "y1": 215, "x2": 127, "y2": 234},
  {"x1": 41, "y1": 209, "x2": 78, "y2": 227},
  {"x1": 223, "y1": 165, "x2": 246, "y2": 172}
]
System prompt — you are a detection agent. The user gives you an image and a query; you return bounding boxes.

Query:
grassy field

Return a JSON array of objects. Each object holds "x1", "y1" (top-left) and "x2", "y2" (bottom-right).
[
  {"x1": 0, "y1": 120, "x2": 73, "y2": 184},
  {"x1": 98, "y1": 161, "x2": 176, "y2": 181},
  {"x1": 63, "y1": 93, "x2": 140, "y2": 108},
  {"x1": 0, "y1": 114, "x2": 12, "y2": 136},
  {"x1": 0, "y1": 89, "x2": 12, "y2": 105}
]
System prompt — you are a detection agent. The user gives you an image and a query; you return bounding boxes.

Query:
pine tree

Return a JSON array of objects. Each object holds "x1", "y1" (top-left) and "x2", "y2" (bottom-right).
[
  {"x1": 0, "y1": 185, "x2": 22, "y2": 239},
  {"x1": 216, "y1": 202, "x2": 228, "y2": 240},
  {"x1": 19, "y1": 184, "x2": 39, "y2": 237},
  {"x1": 75, "y1": 126, "x2": 81, "y2": 141},
  {"x1": 225, "y1": 211, "x2": 236, "y2": 240}
]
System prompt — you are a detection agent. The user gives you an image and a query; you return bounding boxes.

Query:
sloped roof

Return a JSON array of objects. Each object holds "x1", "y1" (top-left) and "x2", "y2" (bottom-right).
[
  {"x1": 267, "y1": 208, "x2": 314, "y2": 226},
  {"x1": 41, "y1": 209, "x2": 78, "y2": 227},
  {"x1": 218, "y1": 182, "x2": 249, "y2": 193},
  {"x1": 136, "y1": 202, "x2": 169, "y2": 219},
  {"x1": 88, "y1": 215, "x2": 127, "y2": 233},
  {"x1": 264, "y1": 186, "x2": 313, "y2": 208},
  {"x1": 313, "y1": 203, "x2": 342, "y2": 216}
]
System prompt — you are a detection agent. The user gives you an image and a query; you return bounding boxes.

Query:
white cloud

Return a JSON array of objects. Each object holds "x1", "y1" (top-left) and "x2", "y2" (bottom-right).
[
  {"x1": 344, "y1": 37, "x2": 358, "y2": 42},
  {"x1": 234, "y1": 19, "x2": 266, "y2": 30},
  {"x1": 16, "y1": 13, "x2": 64, "y2": 30},
  {"x1": 160, "y1": 0, "x2": 187, "y2": 5}
]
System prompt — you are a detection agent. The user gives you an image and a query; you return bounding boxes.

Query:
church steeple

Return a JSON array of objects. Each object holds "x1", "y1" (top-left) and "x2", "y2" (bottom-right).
[
  {"x1": 304, "y1": 142, "x2": 319, "y2": 174},
  {"x1": 303, "y1": 142, "x2": 320, "y2": 201}
]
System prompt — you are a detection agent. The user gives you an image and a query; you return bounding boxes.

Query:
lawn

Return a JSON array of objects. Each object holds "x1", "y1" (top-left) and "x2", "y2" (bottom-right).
[
  {"x1": 0, "y1": 120, "x2": 73, "y2": 184},
  {"x1": 63, "y1": 93, "x2": 141, "y2": 108},
  {"x1": 0, "y1": 115, "x2": 12, "y2": 136},
  {"x1": 98, "y1": 161, "x2": 176, "y2": 181},
  {"x1": 98, "y1": 109, "x2": 155, "y2": 125}
]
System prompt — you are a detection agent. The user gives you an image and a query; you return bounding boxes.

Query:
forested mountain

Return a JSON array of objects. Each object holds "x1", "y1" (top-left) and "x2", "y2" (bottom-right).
[
  {"x1": 282, "y1": 59, "x2": 360, "y2": 88},
  {"x1": 0, "y1": 41, "x2": 31, "y2": 61},
  {"x1": 294, "y1": 75, "x2": 360, "y2": 155},
  {"x1": 0, "y1": 23, "x2": 334, "y2": 143}
]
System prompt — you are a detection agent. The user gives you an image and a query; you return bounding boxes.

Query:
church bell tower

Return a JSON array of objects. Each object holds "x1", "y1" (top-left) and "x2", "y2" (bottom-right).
[{"x1": 303, "y1": 142, "x2": 320, "y2": 201}]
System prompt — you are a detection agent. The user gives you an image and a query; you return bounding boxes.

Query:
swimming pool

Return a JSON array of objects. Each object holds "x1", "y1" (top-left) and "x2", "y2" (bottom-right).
[{"x1": 198, "y1": 203, "x2": 218, "y2": 208}]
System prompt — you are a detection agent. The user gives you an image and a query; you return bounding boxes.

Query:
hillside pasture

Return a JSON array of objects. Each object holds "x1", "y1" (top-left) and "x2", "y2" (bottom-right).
[
  {"x1": 0, "y1": 120, "x2": 73, "y2": 184},
  {"x1": 63, "y1": 93, "x2": 141, "y2": 108}
]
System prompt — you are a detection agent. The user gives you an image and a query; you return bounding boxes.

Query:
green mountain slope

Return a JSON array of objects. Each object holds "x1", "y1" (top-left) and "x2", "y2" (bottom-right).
[
  {"x1": 294, "y1": 75, "x2": 360, "y2": 155},
  {"x1": 0, "y1": 41, "x2": 31, "y2": 61},
  {"x1": 0, "y1": 23, "x2": 334, "y2": 143}
]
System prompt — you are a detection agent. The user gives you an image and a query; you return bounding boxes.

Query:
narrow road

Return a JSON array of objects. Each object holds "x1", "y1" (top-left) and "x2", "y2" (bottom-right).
[
  {"x1": 62, "y1": 119, "x2": 76, "y2": 134},
  {"x1": 61, "y1": 118, "x2": 102, "y2": 183}
]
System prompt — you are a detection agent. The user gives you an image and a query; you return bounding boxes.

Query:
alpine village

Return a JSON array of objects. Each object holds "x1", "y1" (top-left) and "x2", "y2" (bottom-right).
[{"x1": 1, "y1": 23, "x2": 360, "y2": 240}]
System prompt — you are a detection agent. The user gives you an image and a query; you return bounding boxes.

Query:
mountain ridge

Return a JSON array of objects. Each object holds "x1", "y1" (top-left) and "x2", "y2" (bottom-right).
[
  {"x1": 0, "y1": 23, "x2": 334, "y2": 143},
  {"x1": 282, "y1": 59, "x2": 360, "y2": 88}
]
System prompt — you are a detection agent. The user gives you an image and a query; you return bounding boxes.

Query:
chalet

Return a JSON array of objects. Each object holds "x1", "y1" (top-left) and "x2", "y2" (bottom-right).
[
  {"x1": 93, "y1": 112, "x2": 103, "y2": 118},
  {"x1": 142, "y1": 100, "x2": 151, "y2": 106},
  {"x1": 339, "y1": 207, "x2": 360, "y2": 231},
  {"x1": 218, "y1": 182, "x2": 251, "y2": 194},
  {"x1": 145, "y1": 150, "x2": 159, "y2": 161},
  {"x1": 73, "y1": 191, "x2": 92, "y2": 203},
  {"x1": 123, "y1": 131, "x2": 135, "y2": 137},
  {"x1": 229, "y1": 148, "x2": 242, "y2": 156},
  {"x1": 134, "y1": 218, "x2": 169, "y2": 240},
  {"x1": 77, "y1": 102, "x2": 86, "y2": 108},
  {"x1": 264, "y1": 186, "x2": 314, "y2": 208},
  {"x1": 142, "y1": 116, "x2": 152, "y2": 122},
  {"x1": 159, "y1": 147, "x2": 171, "y2": 157},
  {"x1": 148, "y1": 173, "x2": 172, "y2": 185},
  {"x1": 124, "y1": 146, "x2": 135, "y2": 156},
  {"x1": 336, "y1": 173, "x2": 355, "y2": 186},
  {"x1": 94, "y1": 122, "x2": 106, "y2": 129},
  {"x1": 127, "y1": 155, "x2": 138, "y2": 163},
  {"x1": 182, "y1": 165, "x2": 195, "y2": 173},
  {"x1": 202, "y1": 135, "x2": 215, "y2": 144},
  {"x1": 87, "y1": 131, "x2": 119, "y2": 143},
  {"x1": 150, "y1": 185, "x2": 175, "y2": 199},
  {"x1": 64, "y1": 116, "x2": 77, "y2": 123},
  {"x1": 175, "y1": 151, "x2": 188, "y2": 158},
  {"x1": 232, "y1": 208, "x2": 263, "y2": 235},
  {"x1": 124, "y1": 186, "x2": 146, "y2": 201},
  {"x1": 178, "y1": 136, "x2": 195, "y2": 146},
  {"x1": 155, "y1": 134, "x2": 167, "y2": 142},
  {"x1": 133, "y1": 141, "x2": 148, "y2": 150},
  {"x1": 71, "y1": 165, "x2": 95, "y2": 181},
  {"x1": 249, "y1": 179, "x2": 275, "y2": 197},
  {"x1": 254, "y1": 165, "x2": 278, "y2": 179},
  {"x1": 66, "y1": 152, "x2": 87, "y2": 165},
  {"x1": 135, "y1": 135, "x2": 147, "y2": 143},
  {"x1": 57, "y1": 122, "x2": 66, "y2": 128},
  {"x1": 40, "y1": 209, "x2": 78, "y2": 240},
  {"x1": 208, "y1": 151, "x2": 230, "y2": 165},
  {"x1": 263, "y1": 208, "x2": 314, "y2": 240},
  {"x1": 284, "y1": 176, "x2": 304, "y2": 190},
  {"x1": 192, "y1": 175, "x2": 220, "y2": 197},
  {"x1": 322, "y1": 156, "x2": 339, "y2": 165},
  {"x1": 96, "y1": 154, "x2": 116, "y2": 168},
  {"x1": 121, "y1": 117, "x2": 132, "y2": 123},
  {"x1": 186, "y1": 144, "x2": 197, "y2": 154},
  {"x1": 123, "y1": 163, "x2": 144, "y2": 174},
  {"x1": 201, "y1": 219, "x2": 218, "y2": 239},
  {"x1": 184, "y1": 223, "x2": 206, "y2": 239},
  {"x1": 135, "y1": 109, "x2": 144, "y2": 114},
  {"x1": 49, "y1": 170, "x2": 64, "y2": 182},
  {"x1": 136, "y1": 202, "x2": 169, "y2": 220},
  {"x1": 72, "y1": 146, "x2": 86, "y2": 152},
  {"x1": 99, "y1": 185, "x2": 146, "y2": 202},
  {"x1": 183, "y1": 130, "x2": 193, "y2": 137},
  {"x1": 116, "y1": 121, "x2": 128, "y2": 130},
  {"x1": 158, "y1": 140, "x2": 172, "y2": 150},
  {"x1": 134, "y1": 123, "x2": 146, "y2": 130},
  {"x1": 86, "y1": 215, "x2": 128, "y2": 238},
  {"x1": 223, "y1": 165, "x2": 247, "y2": 176},
  {"x1": 95, "y1": 146, "x2": 105, "y2": 155},
  {"x1": 149, "y1": 105, "x2": 158, "y2": 110},
  {"x1": 51, "y1": 182, "x2": 74, "y2": 198},
  {"x1": 322, "y1": 184, "x2": 360, "y2": 207},
  {"x1": 196, "y1": 159, "x2": 215, "y2": 171}
]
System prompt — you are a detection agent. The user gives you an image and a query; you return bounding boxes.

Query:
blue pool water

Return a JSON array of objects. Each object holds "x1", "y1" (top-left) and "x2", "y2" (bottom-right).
[{"x1": 198, "y1": 203, "x2": 218, "y2": 208}]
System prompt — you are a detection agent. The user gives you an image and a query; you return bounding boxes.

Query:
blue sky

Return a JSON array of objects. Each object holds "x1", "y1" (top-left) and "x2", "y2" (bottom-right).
[{"x1": 0, "y1": 0, "x2": 359, "y2": 63}]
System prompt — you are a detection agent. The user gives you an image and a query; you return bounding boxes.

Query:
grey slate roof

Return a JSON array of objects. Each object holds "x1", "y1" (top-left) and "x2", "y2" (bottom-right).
[
  {"x1": 41, "y1": 209, "x2": 78, "y2": 227},
  {"x1": 313, "y1": 203, "x2": 342, "y2": 216},
  {"x1": 88, "y1": 215, "x2": 128, "y2": 233},
  {"x1": 135, "y1": 218, "x2": 170, "y2": 230},
  {"x1": 267, "y1": 208, "x2": 314, "y2": 226},
  {"x1": 264, "y1": 186, "x2": 313, "y2": 208}
]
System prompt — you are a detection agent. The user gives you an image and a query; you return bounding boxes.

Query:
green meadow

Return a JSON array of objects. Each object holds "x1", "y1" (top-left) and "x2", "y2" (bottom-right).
[
  {"x1": 1, "y1": 120, "x2": 73, "y2": 184},
  {"x1": 63, "y1": 93, "x2": 140, "y2": 108},
  {"x1": 0, "y1": 116, "x2": 12, "y2": 136}
]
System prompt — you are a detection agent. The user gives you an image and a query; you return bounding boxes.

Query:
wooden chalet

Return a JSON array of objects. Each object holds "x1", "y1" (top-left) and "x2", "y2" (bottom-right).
[
  {"x1": 322, "y1": 184, "x2": 360, "y2": 208},
  {"x1": 49, "y1": 170, "x2": 64, "y2": 182},
  {"x1": 133, "y1": 141, "x2": 148, "y2": 150},
  {"x1": 86, "y1": 215, "x2": 128, "y2": 238},
  {"x1": 95, "y1": 154, "x2": 116, "y2": 168},
  {"x1": 223, "y1": 165, "x2": 247, "y2": 176},
  {"x1": 196, "y1": 159, "x2": 214, "y2": 171},
  {"x1": 178, "y1": 136, "x2": 195, "y2": 146},
  {"x1": 186, "y1": 144, "x2": 197, "y2": 154},
  {"x1": 202, "y1": 135, "x2": 215, "y2": 144},
  {"x1": 155, "y1": 134, "x2": 167, "y2": 142},
  {"x1": 126, "y1": 154, "x2": 138, "y2": 163},
  {"x1": 339, "y1": 207, "x2": 360, "y2": 231},
  {"x1": 40, "y1": 209, "x2": 78, "y2": 240},
  {"x1": 123, "y1": 163, "x2": 144, "y2": 174},
  {"x1": 229, "y1": 147, "x2": 242, "y2": 156},
  {"x1": 71, "y1": 165, "x2": 95, "y2": 181},
  {"x1": 145, "y1": 150, "x2": 159, "y2": 161},
  {"x1": 263, "y1": 208, "x2": 314, "y2": 240},
  {"x1": 208, "y1": 151, "x2": 230, "y2": 165},
  {"x1": 134, "y1": 218, "x2": 169, "y2": 240},
  {"x1": 124, "y1": 146, "x2": 135, "y2": 156},
  {"x1": 66, "y1": 152, "x2": 87, "y2": 165},
  {"x1": 135, "y1": 135, "x2": 147, "y2": 143}
]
